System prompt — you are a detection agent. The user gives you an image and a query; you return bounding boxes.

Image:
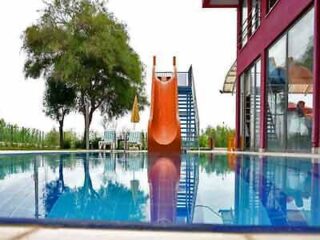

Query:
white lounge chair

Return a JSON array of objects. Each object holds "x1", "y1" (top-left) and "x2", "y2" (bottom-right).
[
  {"x1": 99, "y1": 130, "x2": 116, "y2": 150},
  {"x1": 127, "y1": 132, "x2": 142, "y2": 150}
]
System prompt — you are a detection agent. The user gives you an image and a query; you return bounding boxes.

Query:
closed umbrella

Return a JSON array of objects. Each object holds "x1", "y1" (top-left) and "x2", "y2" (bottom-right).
[{"x1": 131, "y1": 95, "x2": 140, "y2": 130}]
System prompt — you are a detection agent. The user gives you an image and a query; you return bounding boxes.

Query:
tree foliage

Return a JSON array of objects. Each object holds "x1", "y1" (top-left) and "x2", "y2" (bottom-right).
[
  {"x1": 45, "y1": 128, "x2": 60, "y2": 147},
  {"x1": 199, "y1": 124, "x2": 235, "y2": 148},
  {"x1": 44, "y1": 79, "x2": 76, "y2": 148},
  {"x1": 22, "y1": 0, "x2": 148, "y2": 144},
  {"x1": 44, "y1": 79, "x2": 76, "y2": 124},
  {"x1": 299, "y1": 37, "x2": 313, "y2": 71},
  {"x1": 198, "y1": 154, "x2": 231, "y2": 176}
]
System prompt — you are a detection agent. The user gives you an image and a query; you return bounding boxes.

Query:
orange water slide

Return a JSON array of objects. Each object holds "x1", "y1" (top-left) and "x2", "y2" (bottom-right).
[{"x1": 148, "y1": 57, "x2": 182, "y2": 153}]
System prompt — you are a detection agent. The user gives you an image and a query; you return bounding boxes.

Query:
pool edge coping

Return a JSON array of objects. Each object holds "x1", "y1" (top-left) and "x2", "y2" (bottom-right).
[
  {"x1": 0, "y1": 149, "x2": 319, "y2": 159},
  {"x1": 0, "y1": 218, "x2": 319, "y2": 234}
]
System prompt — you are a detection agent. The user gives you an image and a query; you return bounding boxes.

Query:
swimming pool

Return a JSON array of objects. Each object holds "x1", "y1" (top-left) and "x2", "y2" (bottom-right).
[{"x1": 0, "y1": 152, "x2": 319, "y2": 232}]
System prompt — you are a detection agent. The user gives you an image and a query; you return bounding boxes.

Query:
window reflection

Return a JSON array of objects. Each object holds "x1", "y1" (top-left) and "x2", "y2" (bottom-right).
[
  {"x1": 287, "y1": 9, "x2": 314, "y2": 151},
  {"x1": 267, "y1": 35, "x2": 287, "y2": 151},
  {"x1": 267, "y1": 8, "x2": 314, "y2": 152}
]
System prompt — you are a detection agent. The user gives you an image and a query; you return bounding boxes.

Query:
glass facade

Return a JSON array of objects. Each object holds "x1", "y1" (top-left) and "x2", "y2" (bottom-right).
[
  {"x1": 251, "y1": 0, "x2": 261, "y2": 34},
  {"x1": 287, "y1": 10, "x2": 314, "y2": 151},
  {"x1": 267, "y1": 8, "x2": 314, "y2": 152},
  {"x1": 241, "y1": 0, "x2": 248, "y2": 46},
  {"x1": 267, "y1": 36, "x2": 287, "y2": 151},
  {"x1": 240, "y1": 60, "x2": 261, "y2": 151}
]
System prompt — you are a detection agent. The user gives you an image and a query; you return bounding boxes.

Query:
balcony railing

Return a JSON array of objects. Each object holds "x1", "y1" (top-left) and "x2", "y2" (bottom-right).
[{"x1": 238, "y1": 6, "x2": 261, "y2": 48}]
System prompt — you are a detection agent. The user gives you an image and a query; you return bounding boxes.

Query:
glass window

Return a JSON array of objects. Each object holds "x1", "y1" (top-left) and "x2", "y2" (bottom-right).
[
  {"x1": 254, "y1": 60, "x2": 261, "y2": 149},
  {"x1": 267, "y1": 35, "x2": 287, "y2": 151},
  {"x1": 287, "y1": 9, "x2": 314, "y2": 151},
  {"x1": 240, "y1": 74, "x2": 246, "y2": 149},
  {"x1": 242, "y1": 0, "x2": 248, "y2": 46},
  {"x1": 267, "y1": 8, "x2": 314, "y2": 152},
  {"x1": 268, "y1": 0, "x2": 278, "y2": 12},
  {"x1": 241, "y1": 60, "x2": 261, "y2": 151},
  {"x1": 242, "y1": 72, "x2": 251, "y2": 150},
  {"x1": 251, "y1": 0, "x2": 261, "y2": 33}
]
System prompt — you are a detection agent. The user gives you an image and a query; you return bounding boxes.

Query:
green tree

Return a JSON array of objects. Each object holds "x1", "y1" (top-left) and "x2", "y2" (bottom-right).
[
  {"x1": 199, "y1": 124, "x2": 235, "y2": 148},
  {"x1": 22, "y1": 0, "x2": 148, "y2": 147},
  {"x1": 44, "y1": 79, "x2": 76, "y2": 149},
  {"x1": 299, "y1": 37, "x2": 313, "y2": 71},
  {"x1": 64, "y1": 130, "x2": 80, "y2": 149},
  {"x1": 199, "y1": 133, "x2": 208, "y2": 148},
  {"x1": 45, "y1": 128, "x2": 60, "y2": 147}
]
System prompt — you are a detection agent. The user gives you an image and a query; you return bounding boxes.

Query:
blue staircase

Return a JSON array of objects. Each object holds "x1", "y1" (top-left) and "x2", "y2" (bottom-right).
[
  {"x1": 176, "y1": 154, "x2": 199, "y2": 223},
  {"x1": 178, "y1": 67, "x2": 200, "y2": 150}
]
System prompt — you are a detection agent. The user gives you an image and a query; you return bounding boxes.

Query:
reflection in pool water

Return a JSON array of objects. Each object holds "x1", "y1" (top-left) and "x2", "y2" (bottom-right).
[
  {"x1": 0, "y1": 152, "x2": 319, "y2": 228},
  {"x1": 148, "y1": 154, "x2": 180, "y2": 224}
]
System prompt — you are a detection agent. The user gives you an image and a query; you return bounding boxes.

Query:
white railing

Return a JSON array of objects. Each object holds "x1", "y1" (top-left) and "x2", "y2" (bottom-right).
[{"x1": 156, "y1": 72, "x2": 190, "y2": 87}]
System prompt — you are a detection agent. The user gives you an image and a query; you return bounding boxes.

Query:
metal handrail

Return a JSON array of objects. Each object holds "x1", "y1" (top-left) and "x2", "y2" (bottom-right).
[
  {"x1": 189, "y1": 66, "x2": 200, "y2": 147},
  {"x1": 238, "y1": 6, "x2": 261, "y2": 47}
]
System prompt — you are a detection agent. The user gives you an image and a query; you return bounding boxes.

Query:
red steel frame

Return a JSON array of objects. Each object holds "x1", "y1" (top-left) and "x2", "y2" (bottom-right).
[
  {"x1": 235, "y1": 4, "x2": 242, "y2": 150},
  {"x1": 204, "y1": 0, "x2": 317, "y2": 151},
  {"x1": 313, "y1": 0, "x2": 320, "y2": 152},
  {"x1": 203, "y1": 0, "x2": 239, "y2": 8},
  {"x1": 258, "y1": 0, "x2": 268, "y2": 151},
  {"x1": 259, "y1": 49, "x2": 267, "y2": 151}
]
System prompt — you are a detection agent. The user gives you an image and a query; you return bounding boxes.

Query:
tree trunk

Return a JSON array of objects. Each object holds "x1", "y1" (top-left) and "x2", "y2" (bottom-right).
[
  {"x1": 82, "y1": 110, "x2": 93, "y2": 149},
  {"x1": 59, "y1": 120, "x2": 64, "y2": 149},
  {"x1": 59, "y1": 157, "x2": 64, "y2": 189}
]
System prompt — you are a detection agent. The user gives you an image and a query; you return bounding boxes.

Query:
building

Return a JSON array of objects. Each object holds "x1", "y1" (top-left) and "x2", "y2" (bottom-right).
[{"x1": 203, "y1": 0, "x2": 318, "y2": 153}]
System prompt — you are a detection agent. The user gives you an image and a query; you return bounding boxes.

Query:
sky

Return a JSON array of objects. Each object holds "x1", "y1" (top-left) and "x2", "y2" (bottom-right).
[{"x1": 0, "y1": 0, "x2": 236, "y2": 136}]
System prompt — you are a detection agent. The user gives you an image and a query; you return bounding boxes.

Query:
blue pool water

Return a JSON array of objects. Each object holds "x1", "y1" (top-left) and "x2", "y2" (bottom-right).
[{"x1": 0, "y1": 152, "x2": 319, "y2": 230}]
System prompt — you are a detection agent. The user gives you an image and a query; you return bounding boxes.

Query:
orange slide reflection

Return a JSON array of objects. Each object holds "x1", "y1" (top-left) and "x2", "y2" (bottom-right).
[
  {"x1": 148, "y1": 57, "x2": 182, "y2": 153},
  {"x1": 148, "y1": 154, "x2": 181, "y2": 223}
]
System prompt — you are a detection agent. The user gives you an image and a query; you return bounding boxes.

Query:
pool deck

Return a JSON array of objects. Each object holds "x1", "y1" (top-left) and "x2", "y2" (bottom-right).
[
  {"x1": 190, "y1": 149, "x2": 320, "y2": 159},
  {"x1": 0, "y1": 226, "x2": 319, "y2": 240},
  {"x1": 1, "y1": 149, "x2": 320, "y2": 159}
]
